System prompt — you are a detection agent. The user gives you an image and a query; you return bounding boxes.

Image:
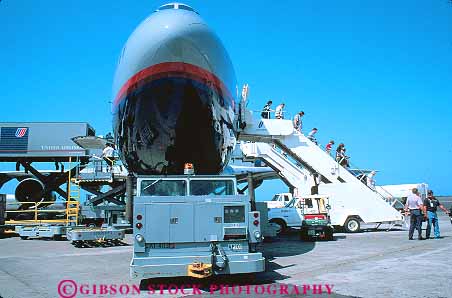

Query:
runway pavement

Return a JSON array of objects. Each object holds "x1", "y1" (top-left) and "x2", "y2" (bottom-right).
[{"x1": 1, "y1": 215, "x2": 451, "y2": 298}]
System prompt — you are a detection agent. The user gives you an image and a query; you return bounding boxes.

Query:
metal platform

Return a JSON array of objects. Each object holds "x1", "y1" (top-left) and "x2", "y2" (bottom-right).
[
  {"x1": 15, "y1": 225, "x2": 67, "y2": 240},
  {"x1": 66, "y1": 226, "x2": 125, "y2": 243}
]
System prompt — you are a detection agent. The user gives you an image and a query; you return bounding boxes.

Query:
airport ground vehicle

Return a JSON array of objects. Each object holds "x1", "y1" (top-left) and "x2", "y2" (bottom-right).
[
  {"x1": 298, "y1": 196, "x2": 334, "y2": 241},
  {"x1": 67, "y1": 226, "x2": 125, "y2": 246},
  {"x1": 130, "y1": 175, "x2": 265, "y2": 280},
  {"x1": 15, "y1": 225, "x2": 67, "y2": 240},
  {"x1": 238, "y1": 114, "x2": 404, "y2": 232},
  {"x1": 268, "y1": 195, "x2": 333, "y2": 239},
  {"x1": 266, "y1": 193, "x2": 293, "y2": 208}
]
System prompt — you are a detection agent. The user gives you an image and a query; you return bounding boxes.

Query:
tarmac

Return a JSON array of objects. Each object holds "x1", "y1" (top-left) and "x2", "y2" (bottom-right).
[{"x1": 1, "y1": 214, "x2": 451, "y2": 298}]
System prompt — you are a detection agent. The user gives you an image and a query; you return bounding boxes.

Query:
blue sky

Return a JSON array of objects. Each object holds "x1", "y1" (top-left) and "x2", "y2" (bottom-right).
[{"x1": 1, "y1": 0, "x2": 452, "y2": 197}]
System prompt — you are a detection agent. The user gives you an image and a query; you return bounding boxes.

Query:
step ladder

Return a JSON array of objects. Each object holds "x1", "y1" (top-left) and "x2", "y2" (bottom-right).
[
  {"x1": 67, "y1": 157, "x2": 81, "y2": 225},
  {"x1": 237, "y1": 101, "x2": 404, "y2": 228}
]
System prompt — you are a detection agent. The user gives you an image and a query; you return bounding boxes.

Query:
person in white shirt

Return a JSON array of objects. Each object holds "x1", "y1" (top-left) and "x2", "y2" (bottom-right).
[
  {"x1": 102, "y1": 143, "x2": 115, "y2": 171},
  {"x1": 404, "y1": 188, "x2": 425, "y2": 240},
  {"x1": 275, "y1": 103, "x2": 285, "y2": 119},
  {"x1": 293, "y1": 111, "x2": 304, "y2": 133},
  {"x1": 366, "y1": 171, "x2": 376, "y2": 190},
  {"x1": 307, "y1": 128, "x2": 318, "y2": 145}
]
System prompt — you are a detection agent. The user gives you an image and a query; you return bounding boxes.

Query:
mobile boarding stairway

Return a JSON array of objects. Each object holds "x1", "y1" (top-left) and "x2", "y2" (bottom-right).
[{"x1": 237, "y1": 106, "x2": 404, "y2": 232}]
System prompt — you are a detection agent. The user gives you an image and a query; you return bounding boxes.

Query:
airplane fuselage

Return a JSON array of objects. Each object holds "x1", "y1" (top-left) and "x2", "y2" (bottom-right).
[{"x1": 112, "y1": 4, "x2": 237, "y2": 174}]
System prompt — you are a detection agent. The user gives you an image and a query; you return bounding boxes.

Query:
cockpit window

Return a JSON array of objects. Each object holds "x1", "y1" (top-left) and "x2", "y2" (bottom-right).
[
  {"x1": 178, "y1": 4, "x2": 194, "y2": 12},
  {"x1": 157, "y1": 3, "x2": 197, "y2": 13},
  {"x1": 158, "y1": 4, "x2": 174, "y2": 10}
]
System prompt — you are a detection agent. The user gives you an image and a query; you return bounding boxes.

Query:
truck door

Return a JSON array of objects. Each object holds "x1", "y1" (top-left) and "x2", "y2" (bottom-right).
[
  {"x1": 194, "y1": 203, "x2": 223, "y2": 242},
  {"x1": 284, "y1": 200, "x2": 302, "y2": 226},
  {"x1": 293, "y1": 200, "x2": 304, "y2": 226},
  {"x1": 145, "y1": 204, "x2": 170, "y2": 243},
  {"x1": 169, "y1": 204, "x2": 195, "y2": 243}
]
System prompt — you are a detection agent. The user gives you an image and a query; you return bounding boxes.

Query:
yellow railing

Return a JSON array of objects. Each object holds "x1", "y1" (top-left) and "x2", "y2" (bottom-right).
[
  {"x1": 5, "y1": 201, "x2": 79, "y2": 225},
  {"x1": 4, "y1": 156, "x2": 82, "y2": 226},
  {"x1": 67, "y1": 156, "x2": 80, "y2": 223},
  {"x1": 69, "y1": 179, "x2": 81, "y2": 200}
]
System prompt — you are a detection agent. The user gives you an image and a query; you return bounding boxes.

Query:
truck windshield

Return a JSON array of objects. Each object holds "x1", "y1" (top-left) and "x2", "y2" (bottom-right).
[
  {"x1": 190, "y1": 180, "x2": 235, "y2": 196},
  {"x1": 286, "y1": 198, "x2": 296, "y2": 208},
  {"x1": 141, "y1": 180, "x2": 186, "y2": 196}
]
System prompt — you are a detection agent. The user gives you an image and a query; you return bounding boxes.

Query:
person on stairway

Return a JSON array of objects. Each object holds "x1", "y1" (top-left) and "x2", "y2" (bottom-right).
[
  {"x1": 261, "y1": 100, "x2": 272, "y2": 119},
  {"x1": 275, "y1": 103, "x2": 285, "y2": 119},
  {"x1": 325, "y1": 140, "x2": 335, "y2": 155},
  {"x1": 293, "y1": 111, "x2": 304, "y2": 133},
  {"x1": 307, "y1": 128, "x2": 318, "y2": 145}
]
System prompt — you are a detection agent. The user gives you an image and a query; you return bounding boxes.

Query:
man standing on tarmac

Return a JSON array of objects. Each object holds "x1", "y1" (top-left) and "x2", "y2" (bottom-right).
[
  {"x1": 405, "y1": 188, "x2": 425, "y2": 240},
  {"x1": 424, "y1": 190, "x2": 450, "y2": 239}
]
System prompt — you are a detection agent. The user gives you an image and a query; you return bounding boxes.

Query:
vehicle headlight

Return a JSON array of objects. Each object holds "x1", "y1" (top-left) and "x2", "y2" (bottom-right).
[
  {"x1": 135, "y1": 234, "x2": 144, "y2": 243},
  {"x1": 254, "y1": 231, "x2": 261, "y2": 239}
]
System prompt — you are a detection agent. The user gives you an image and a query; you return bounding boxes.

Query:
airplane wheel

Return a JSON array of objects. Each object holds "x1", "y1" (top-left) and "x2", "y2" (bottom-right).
[{"x1": 344, "y1": 217, "x2": 360, "y2": 233}]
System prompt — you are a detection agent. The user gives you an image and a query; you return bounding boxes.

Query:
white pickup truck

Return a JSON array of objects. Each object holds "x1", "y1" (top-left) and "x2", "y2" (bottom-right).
[
  {"x1": 268, "y1": 195, "x2": 330, "y2": 234},
  {"x1": 265, "y1": 193, "x2": 293, "y2": 209}
]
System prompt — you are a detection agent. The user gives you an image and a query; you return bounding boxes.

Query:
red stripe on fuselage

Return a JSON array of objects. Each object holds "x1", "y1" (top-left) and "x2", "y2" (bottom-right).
[{"x1": 113, "y1": 62, "x2": 234, "y2": 110}]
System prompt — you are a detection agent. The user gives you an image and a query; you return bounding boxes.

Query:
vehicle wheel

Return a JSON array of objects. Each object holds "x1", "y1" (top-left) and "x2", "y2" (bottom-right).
[
  {"x1": 269, "y1": 219, "x2": 287, "y2": 235},
  {"x1": 344, "y1": 217, "x2": 361, "y2": 233},
  {"x1": 20, "y1": 236, "x2": 28, "y2": 240},
  {"x1": 53, "y1": 235, "x2": 62, "y2": 241},
  {"x1": 325, "y1": 228, "x2": 334, "y2": 241},
  {"x1": 300, "y1": 228, "x2": 310, "y2": 241}
]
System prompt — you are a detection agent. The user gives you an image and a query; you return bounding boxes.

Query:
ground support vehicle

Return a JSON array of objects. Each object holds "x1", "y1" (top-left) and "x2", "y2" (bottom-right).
[{"x1": 130, "y1": 175, "x2": 265, "y2": 280}]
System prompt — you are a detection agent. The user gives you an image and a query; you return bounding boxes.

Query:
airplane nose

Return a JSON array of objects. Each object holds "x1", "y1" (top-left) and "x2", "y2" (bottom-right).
[
  {"x1": 112, "y1": 7, "x2": 237, "y2": 175},
  {"x1": 152, "y1": 32, "x2": 209, "y2": 72},
  {"x1": 113, "y1": 11, "x2": 211, "y2": 95}
]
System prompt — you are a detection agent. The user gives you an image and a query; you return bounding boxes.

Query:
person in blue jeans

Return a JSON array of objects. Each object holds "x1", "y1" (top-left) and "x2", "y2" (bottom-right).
[{"x1": 423, "y1": 190, "x2": 450, "y2": 239}]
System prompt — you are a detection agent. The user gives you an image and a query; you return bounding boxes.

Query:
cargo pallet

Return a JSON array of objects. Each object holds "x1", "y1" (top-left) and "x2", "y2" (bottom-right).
[
  {"x1": 67, "y1": 226, "x2": 125, "y2": 247},
  {"x1": 15, "y1": 225, "x2": 67, "y2": 240}
]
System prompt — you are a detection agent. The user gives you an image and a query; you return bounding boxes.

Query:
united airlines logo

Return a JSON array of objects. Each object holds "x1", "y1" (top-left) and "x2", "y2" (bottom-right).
[
  {"x1": 0, "y1": 127, "x2": 29, "y2": 153},
  {"x1": 15, "y1": 128, "x2": 28, "y2": 138}
]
